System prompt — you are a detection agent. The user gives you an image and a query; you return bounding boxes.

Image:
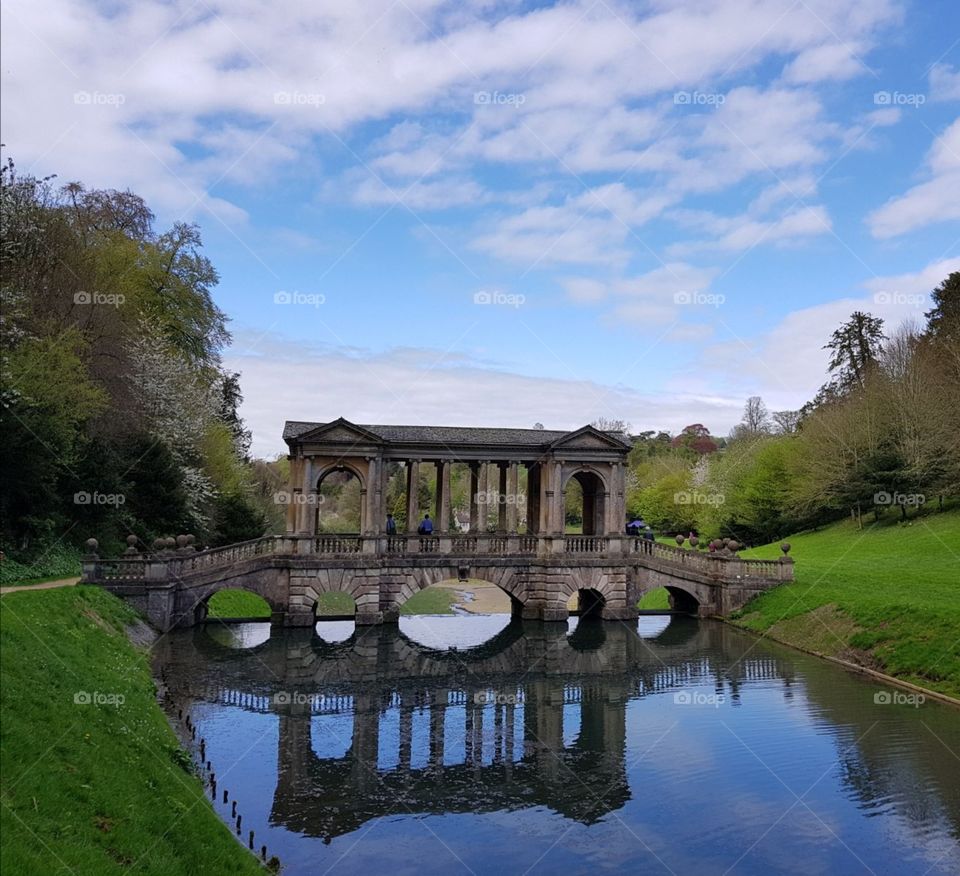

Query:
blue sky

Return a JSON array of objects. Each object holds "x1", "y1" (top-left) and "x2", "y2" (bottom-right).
[{"x1": 3, "y1": 0, "x2": 959, "y2": 455}]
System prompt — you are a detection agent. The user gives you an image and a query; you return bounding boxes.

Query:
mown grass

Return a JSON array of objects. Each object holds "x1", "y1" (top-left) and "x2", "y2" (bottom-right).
[
  {"x1": 736, "y1": 509, "x2": 960, "y2": 698},
  {"x1": 0, "y1": 586, "x2": 263, "y2": 875},
  {"x1": 206, "y1": 588, "x2": 271, "y2": 619},
  {"x1": 400, "y1": 587, "x2": 457, "y2": 615},
  {"x1": 636, "y1": 588, "x2": 671, "y2": 609}
]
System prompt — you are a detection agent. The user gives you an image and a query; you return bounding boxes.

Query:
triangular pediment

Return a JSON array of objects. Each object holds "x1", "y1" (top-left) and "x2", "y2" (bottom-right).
[
  {"x1": 295, "y1": 418, "x2": 383, "y2": 445},
  {"x1": 548, "y1": 425, "x2": 631, "y2": 451}
]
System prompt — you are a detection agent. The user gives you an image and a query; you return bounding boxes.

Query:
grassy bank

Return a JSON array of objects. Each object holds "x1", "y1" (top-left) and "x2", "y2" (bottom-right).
[
  {"x1": 736, "y1": 509, "x2": 960, "y2": 698},
  {"x1": 0, "y1": 586, "x2": 263, "y2": 875}
]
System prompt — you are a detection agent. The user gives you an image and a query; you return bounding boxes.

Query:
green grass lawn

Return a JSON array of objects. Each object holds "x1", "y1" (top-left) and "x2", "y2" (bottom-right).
[
  {"x1": 737, "y1": 509, "x2": 960, "y2": 698},
  {"x1": 400, "y1": 587, "x2": 457, "y2": 615},
  {"x1": 206, "y1": 588, "x2": 272, "y2": 619},
  {"x1": 637, "y1": 588, "x2": 671, "y2": 609},
  {"x1": 0, "y1": 586, "x2": 262, "y2": 875}
]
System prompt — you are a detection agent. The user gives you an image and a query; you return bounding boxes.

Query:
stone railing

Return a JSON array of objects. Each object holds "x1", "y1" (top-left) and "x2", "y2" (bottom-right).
[
  {"x1": 564, "y1": 536, "x2": 608, "y2": 554},
  {"x1": 314, "y1": 536, "x2": 363, "y2": 555},
  {"x1": 83, "y1": 532, "x2": 792, "y2": 583}
]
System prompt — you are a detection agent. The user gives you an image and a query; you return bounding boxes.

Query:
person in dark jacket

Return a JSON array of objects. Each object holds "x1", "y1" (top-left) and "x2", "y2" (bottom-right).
[
  {"x1": 385, "y1": 514, "x2": 397, "y2": 535},
  {"x1": 418, "y1": 514, "x2": 434, "y2": 535}
]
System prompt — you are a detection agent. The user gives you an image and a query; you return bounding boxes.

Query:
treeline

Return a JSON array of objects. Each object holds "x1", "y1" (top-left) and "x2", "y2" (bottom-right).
[
  {"x1": 626, "y1": 275, "x2": 960, "y2": 544},
  {"x1": 0, "y1": 159, "x2": 268, "y2": 564}
]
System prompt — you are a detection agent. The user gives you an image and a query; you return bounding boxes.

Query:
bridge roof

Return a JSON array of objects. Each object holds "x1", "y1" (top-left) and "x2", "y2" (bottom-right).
[{"x1": 283, "y1": 419, "x2": 631, "y2": 450}]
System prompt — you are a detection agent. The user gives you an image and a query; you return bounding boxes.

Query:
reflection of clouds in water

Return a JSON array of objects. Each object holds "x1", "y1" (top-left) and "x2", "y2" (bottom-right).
[
  {"x1": 399, "y1": 614, "x2": 512, "y2": 649},
  {"x1": 203, "y1": 621, "x2": 271, "y2": 649},
  {"x1": 637, "y1": 616, "x2": 672, "y2": 638},
  {"x1": 314, "y1": 620, "x2": 354, "y2": 643}
]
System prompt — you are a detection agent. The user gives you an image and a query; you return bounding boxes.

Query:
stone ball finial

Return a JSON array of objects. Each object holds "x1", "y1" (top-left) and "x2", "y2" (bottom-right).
[
  {"x1": 780, "y1": 542, "x2": 791, "y2": 554},
  {"x1": 186, "y1": 534, "x2": 196, "y2": 546},
  {"x1": 164, "y1": 537, "x2": 176, "y2": 549},
  {"x1": 176, "y1": 534, "x2": 188, "y2": 548},
  {"x1": 85, "y1": 537, "x2": 99, "y2": 553},
  {"x1": 689, "y1": 536, "x2": 699, "y2": 548},
  {"x1": 126, "y1": 534, "x2": 138, "y2": 547},
  {"x1": 728, "y1": 540, "x2": 740, "y2": 552},
  {"x1": 675, "y1": 534, "x2": 685, "y2": 546},
  {"x1": 152, "y1": 537, "x2": 164, "y2": 551},
  {"x1": 722, "y1": 538, "x2": 732, "y2": 548}
]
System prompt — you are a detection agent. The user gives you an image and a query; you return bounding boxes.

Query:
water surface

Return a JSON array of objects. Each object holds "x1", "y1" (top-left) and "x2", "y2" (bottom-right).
[{"x1": 154, "y1": 615, "x2": 960, "y2": 875}]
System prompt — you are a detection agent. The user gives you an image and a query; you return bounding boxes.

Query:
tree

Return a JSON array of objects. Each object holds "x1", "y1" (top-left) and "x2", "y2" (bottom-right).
[
  {"x1": 823, "y1": 311, "x2": 886, "y2": 393},
  {"x1": 210, "y1": 493, "x2": 266, "y2": 547},
  {"x1": 924, "y1": 271, "x2": 960, "y2": 344},
  {"x1": 671, "y1": 424, "x2": 718, "y2": 455},
  {"x1": 772, "y1": 409, "x2": 801, "y2": 434},
  {"x1": 592, "y1": 417, "x2": 631, "y2": 434},
  {"x1": 730, "y1": 396, "x2": 770, "y2": 441}
]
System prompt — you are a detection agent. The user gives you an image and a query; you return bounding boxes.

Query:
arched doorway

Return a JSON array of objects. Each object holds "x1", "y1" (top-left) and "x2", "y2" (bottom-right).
[
  {"x1": 564, "y1": 470, "x2": 606, "y2": 535},
  {"x1": 316, "y1": 466, "x2": 363, "y2": 533}
]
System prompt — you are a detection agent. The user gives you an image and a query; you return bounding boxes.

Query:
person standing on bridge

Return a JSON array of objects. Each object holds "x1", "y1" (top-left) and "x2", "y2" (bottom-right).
[
  {"x1": 386, "y1": 513, "x2": 397, "y2": 536},
  {"x1": 418, "y1": 514, "x2": 434, "y2": 535}
]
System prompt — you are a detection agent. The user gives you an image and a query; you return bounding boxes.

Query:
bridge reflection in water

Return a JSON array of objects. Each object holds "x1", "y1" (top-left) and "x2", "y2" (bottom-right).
[{"x1": 157, "y1": 618, "x2": 799, "y2": 843}]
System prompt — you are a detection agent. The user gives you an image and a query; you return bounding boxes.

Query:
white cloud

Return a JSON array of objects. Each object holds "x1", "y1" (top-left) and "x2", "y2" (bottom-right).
[
  {"x1": 867, "y1": 118, "x2": 960, "y2": 238},
  {"x1": 782, "y1": 42, "x2": 868, "y2": 84},
  {"x1": 685, "y1": 257, "x2": 960, "y2": 406},
  {"x1": 225, "y1": 330, "x2": 745, "y2": 457},
  {"x1": 930, "y1": 63, "x2": 960, "y2": 102}
]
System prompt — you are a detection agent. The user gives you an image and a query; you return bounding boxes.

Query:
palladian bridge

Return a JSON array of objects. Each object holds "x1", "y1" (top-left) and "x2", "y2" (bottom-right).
[{"x1": 83, "y1": 418, "x2": 794, "y2": 630}]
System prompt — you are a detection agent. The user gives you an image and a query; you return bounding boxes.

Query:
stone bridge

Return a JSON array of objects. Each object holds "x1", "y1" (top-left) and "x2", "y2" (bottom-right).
[{"x1": 83, "y1": 417, "x2": 793, "y2": 629}]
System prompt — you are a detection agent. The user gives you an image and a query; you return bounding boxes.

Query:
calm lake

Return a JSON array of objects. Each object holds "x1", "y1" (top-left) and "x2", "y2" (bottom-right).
[{"x1": 153, "y1": 615, "x2": 960, "y2": 875}]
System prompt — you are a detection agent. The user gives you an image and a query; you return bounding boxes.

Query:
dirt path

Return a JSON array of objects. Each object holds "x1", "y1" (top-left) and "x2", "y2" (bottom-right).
[{"x1": 0, "y1": 577, "x2": 80, "y2": 596}]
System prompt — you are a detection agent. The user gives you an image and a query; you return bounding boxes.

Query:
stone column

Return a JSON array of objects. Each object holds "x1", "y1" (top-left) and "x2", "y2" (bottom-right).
[
  {"x1": 506, "y1": 462, "x2": 519, "y2": 534},
  {"x1": 469, "y1": 463, "x2": 481, "y2": 532},
  {"x1": 297, "y1": 457, "x2": 314, "y2": 535},
  {"x1": 285, "y1": 456, "x2": 299, "y2": 533},
  {"x1": 406, "y1": 460, "x2": 420, "y2": 533},
  {"x1": 478, "y1": 462, "x2": 489, "y2": 531},
  {"x1": 364, "y1": 457, "x2": 378, "y2": 534},
  {"x1": 436, "y1": 460, "x2": 452, "y2": 533},
  {"x1": 497, "y1": 463, "x2": 508, "y2": 533}
]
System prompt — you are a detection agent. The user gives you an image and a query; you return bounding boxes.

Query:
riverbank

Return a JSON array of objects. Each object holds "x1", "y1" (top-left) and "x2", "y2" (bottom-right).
[
  {"x1": 0, "y1": 586, "x2": 263, "y2": 874},
  {"x1": 736, "y1": 509, "x2": 960, "y2": 699}
]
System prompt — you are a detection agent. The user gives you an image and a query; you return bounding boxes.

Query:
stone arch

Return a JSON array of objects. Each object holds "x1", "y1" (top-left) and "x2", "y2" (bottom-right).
[
  {"x1": 188, "y1": 575, "x2": 285, "y2": 625},
  {"x1": 392, "y1": 565, "x2": 527, "y2": 615},
  {"x1": 315, "y1": 460, "x2": 367, "y2": 492},
  {"x1": 634, "y1": 577, "x2": 708, "y2": 615},
  {"x1": 298, "y1": 569, "x2": 378, "y2": 618},
  {"x1": 314, "y1": 462, "x2": 367, "y2": 534},
  {"x1": 561, "y1": 467, "x2": 609, "y2": 535}
]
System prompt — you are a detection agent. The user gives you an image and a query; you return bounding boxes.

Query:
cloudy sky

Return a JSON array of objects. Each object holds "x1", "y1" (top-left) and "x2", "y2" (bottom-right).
[{"x1": 3, "y1": 0, "x2": 958, "y2": 456}]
